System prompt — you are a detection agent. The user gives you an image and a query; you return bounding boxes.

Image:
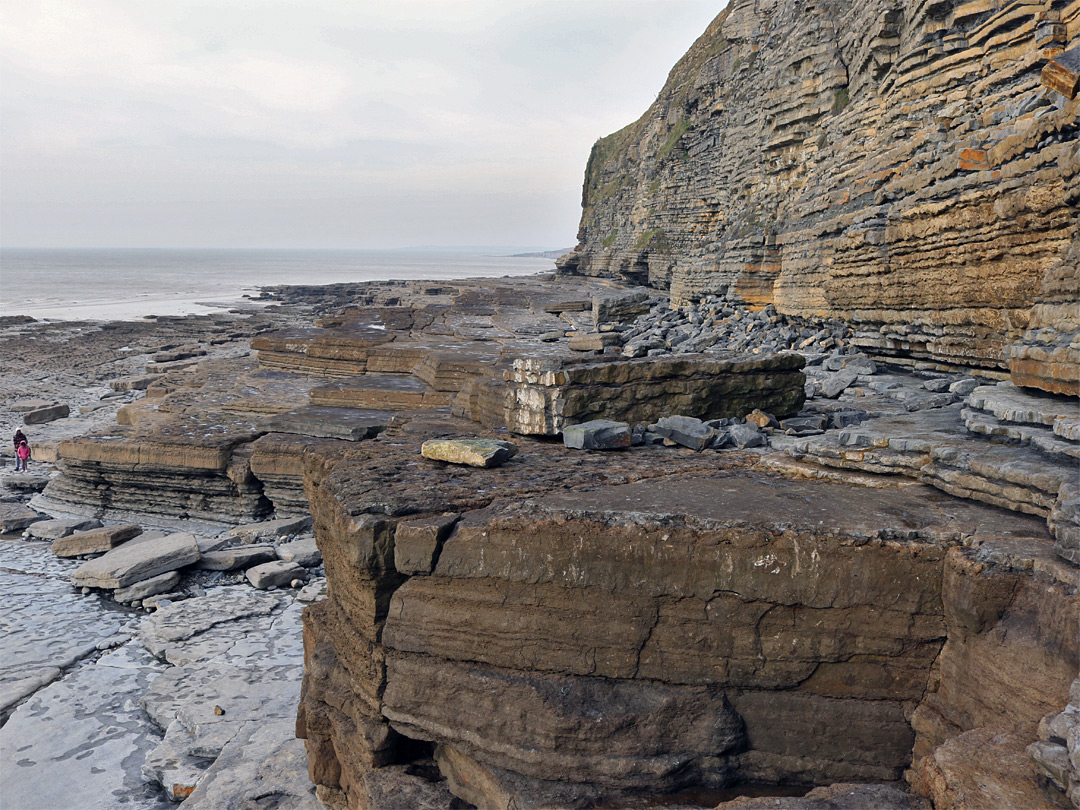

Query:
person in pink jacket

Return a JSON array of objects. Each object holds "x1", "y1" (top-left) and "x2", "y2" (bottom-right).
[{"x1": 15, "y1": 440, "x2": 30, "y2": 472}]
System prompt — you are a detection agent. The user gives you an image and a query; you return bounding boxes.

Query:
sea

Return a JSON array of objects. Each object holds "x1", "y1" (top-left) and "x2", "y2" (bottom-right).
[{"x1": 0, "y1": 248, "x2": 558, "y2": 322}]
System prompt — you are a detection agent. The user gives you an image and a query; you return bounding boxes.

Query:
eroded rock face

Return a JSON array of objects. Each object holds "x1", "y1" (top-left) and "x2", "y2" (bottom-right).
[
  {"x1": 559, "y1": 0, "x2": 1080, "y2": 376},
  {"x1": 298, "y1": 426, "x2": 1077, "y2": 808}
]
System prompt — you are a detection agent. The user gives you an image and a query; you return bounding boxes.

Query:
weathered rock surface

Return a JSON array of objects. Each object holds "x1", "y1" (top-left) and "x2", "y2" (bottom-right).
[
  {"x1": 229, "y1": 515, "x2": 312, "y2": 543},
  {"x1": 26, "y1": 516, "x2": 102, "y2": 540},
  {"x1": 23, "y1": 403, "x2": 69, "y2": 424},
  {"x1": 911, "y1": 728, "x2": 1060, "y2": 810},
  {"x1": 559, "y1": 0, "x2": 1079, "y2": 380},
  {"x1": 71, "y1": 531, "x2": 200, "y2": 590},
  {"x1": 197, "y1": 543, "x2": 277, "y2": 571},
  {"x1": 0, "y1": 502, "x2": 43, "y2": 533}
]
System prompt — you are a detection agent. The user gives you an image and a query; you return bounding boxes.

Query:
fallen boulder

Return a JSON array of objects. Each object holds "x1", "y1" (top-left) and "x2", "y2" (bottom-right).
[
  {"x1": 246, "y1": 561, "x2": 306, "y2": 590},
  {"x1": 70, "y1": 532, "x2": 200, "y2": 589},
  {"x1": 26, "y1": 518, "x2": 102, "y2": 541},
  {"x1": 198, "y1": 545, "x2": 277, "y2": 572},
  {"x1": 421, "y1": 439, "x2": 518, "y2": 468},
  {"x1": 0, "y1": 503, "x2": 43, "y2": 533},
  {"x1": 229, "y1": 516, "x2": 312, "y2": 544},
  {"x1": 114, "y1": 571, "x2": 182, "y2": 603},
  {"x1": 648, "y1": 416, "x2": 717, "y2": 451},
  {"x1": 23, "y1": 404, "x2": 69, "y2": 424},
  {"x1": 563, "y1": 420, "x2": 632, "y2": 451},
  {"x1": 276, "y1": 536, "x2": 321, "y2": 567},
  {"x1": 51, "y1": 524, "x2": 142, "y2": 558}
]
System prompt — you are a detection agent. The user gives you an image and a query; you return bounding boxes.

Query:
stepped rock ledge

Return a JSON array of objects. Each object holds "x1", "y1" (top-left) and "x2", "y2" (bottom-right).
[{"x1": 3, "y1": 2, "x2": 1078, "y2": 810}]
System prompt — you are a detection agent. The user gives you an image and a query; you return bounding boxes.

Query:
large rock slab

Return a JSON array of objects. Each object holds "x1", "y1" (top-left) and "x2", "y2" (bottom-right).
[
  {"x1": 276, "y1": 535, "x2": 321, "y2": 567},
  {"x1": 197, "y1": 544, "x2": 276, "y2": 571},
  {"x1": 70, "y1": 531, "x2": 200, "y2": 589},
  {"x1": 26, "y1": 517, "x2": 102, "y2": 540},
  {"x1": 51, "y1": 524, "x2": 142, "y2": 557},
  {"x1": 0, "y1": 644, "x2": 169, "y2": 810},
  {"x1": 23, "y1": 403, "x2": 69, "y2": 424},
  {"x1": 0, "y1": 503, "x2": 43, "y2": 533},
  {"x1": 229, "y1": 515, "x2": 312, "y2": 543},
  {"x1": 138, "y1": 590, "x2": 281, "y2": 660},
  {"x1": 246, "y1": 560, "x2": 306, "y2": 589},
  {"x1": 114, "y1": 571, "x2": 181, "y2": 603}
]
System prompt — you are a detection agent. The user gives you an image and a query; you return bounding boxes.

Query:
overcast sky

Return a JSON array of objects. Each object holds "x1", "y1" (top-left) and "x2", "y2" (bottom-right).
[{"x1": 1, "y1": 1, "x2": 721, "y2": 250}]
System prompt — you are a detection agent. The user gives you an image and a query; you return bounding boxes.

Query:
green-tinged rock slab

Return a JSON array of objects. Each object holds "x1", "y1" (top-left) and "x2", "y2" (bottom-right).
[{"x1": 420, "y1": 438, "x2": 518, "y2": 468}]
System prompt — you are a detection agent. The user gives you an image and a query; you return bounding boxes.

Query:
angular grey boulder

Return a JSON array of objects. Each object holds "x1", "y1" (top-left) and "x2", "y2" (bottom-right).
[
  {"x1": 0, "y1": 503, "x2": 43, "y2": 533},
  {"x1": 70, "y1": 532, "x2": 200, "y2": 589},
  {"x1": 821, "y1": 369, "x2": 859, "y2": 398},
  {"x1": 114, "y1": 571, "x2": 182, "y2": 603},
  {"x1": 276, "y1": 536, "x2": 321, "y2": 567},
  {"x1": 563, "y1": 420, "x2": 632, "y2": 451},
  {"x1": 648, "y1": 416, "x2": 717, "y2": 452},
  {"x1": 23, "y1": 404, "x2": 69, "y2": 424},
  {"x1": 198, "y1": 545, "x2": 277, "y2": 572},
  {"x1": 727, "y1": 423, "x2": 767, "y2": 449},
  {"x1": 26, "y1": 518, "x2": 102, "y2": 541}
]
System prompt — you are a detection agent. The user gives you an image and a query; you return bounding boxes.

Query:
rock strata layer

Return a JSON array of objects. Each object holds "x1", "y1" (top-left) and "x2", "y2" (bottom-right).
[{"x1": 558, "y1": 0, "x2": 1080, "y2": 383}]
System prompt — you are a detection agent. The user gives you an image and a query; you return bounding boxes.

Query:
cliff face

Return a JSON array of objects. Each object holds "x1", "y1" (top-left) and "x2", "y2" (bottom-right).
[{"x1": 559, "y1": 0, "x2": 1079, "y2": 373}]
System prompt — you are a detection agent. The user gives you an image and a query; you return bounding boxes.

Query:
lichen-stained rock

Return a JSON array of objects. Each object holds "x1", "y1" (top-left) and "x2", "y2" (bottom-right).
[
  {"x1": 420, "y1": 438, "x2": 518, "y2": 468},
  {"x1": 559, "y1": 0, "x2": 1080, "y2": 372}
]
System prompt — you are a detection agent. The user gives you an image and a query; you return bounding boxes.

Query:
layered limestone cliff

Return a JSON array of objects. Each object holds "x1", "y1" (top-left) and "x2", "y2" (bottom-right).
[{"x1": 559, "y1": 0, "x2": 1080, "y2": 376}]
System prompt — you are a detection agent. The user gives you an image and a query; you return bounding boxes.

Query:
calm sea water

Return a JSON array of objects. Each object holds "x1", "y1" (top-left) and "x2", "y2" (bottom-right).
[{"x1": 0, "y1": 248, "x2": 556, "y2": 321}]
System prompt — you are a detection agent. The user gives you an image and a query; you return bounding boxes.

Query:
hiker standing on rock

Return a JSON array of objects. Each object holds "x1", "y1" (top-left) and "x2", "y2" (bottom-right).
[
  {"x1": 12, "y1": 430, "x2": 28, "y2": 468},
  {"x1": 15, "y1": 440, "x2": 31, "y2": 472}
]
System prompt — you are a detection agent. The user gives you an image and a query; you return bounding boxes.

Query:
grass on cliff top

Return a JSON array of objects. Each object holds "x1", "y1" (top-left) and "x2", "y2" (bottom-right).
[
  {"x1": 633, "y1": 228, "x2": 671, "y2": 253},
  {"x1": 581, "y1": 6, "x2": 732, "y2": 212}
]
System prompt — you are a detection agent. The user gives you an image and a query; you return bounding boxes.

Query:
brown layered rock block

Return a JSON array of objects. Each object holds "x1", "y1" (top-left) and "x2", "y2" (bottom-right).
[
  {"x1": 35, "y1": 417, "x2": 271, "y2": 526},
  {"x1": 299, "y1": 428, "x2": 1075, "y2": 808},
  {"x1": 253, "y1": 326, "x2": 394, "y2": 377},
  {"x1": 470, "y1": 352, "x2": 805, "y2": 435},
  {"x1": 559, "y1": 0, "x2": 1080, "y2": 372}
]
